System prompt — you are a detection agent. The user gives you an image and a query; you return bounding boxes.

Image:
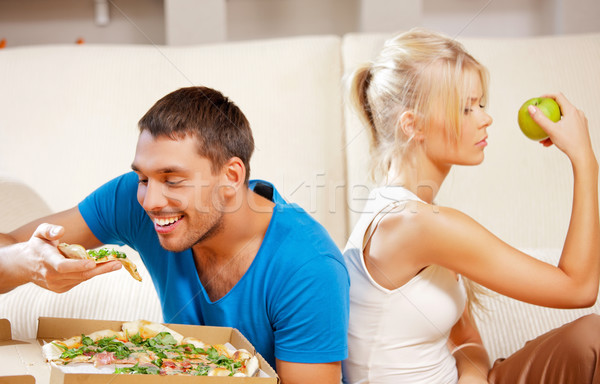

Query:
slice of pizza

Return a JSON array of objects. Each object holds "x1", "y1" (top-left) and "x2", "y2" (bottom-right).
[
  {"x1": 41, "y1": 334, "x2": 83, "y2": 362},
  {"x1": 122, "y1": 320, "x2": 184, "y2": 344},
  {"x1": 233, "y1": 348, "x2": 260, "y2": 377},
  {"x1": 57, "y1": 243, "x2": 142, "y2": 282},
  {"x1": 41, "y1": 329, "x2": 127, "y2": 365}
]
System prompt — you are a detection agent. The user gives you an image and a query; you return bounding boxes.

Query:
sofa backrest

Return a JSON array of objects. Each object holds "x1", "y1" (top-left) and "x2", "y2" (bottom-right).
[
  {"x1": 342, "y1": 32, "x2": 600, "y2": 250},
  {"x1": 0, "y1": 174, "x2": 52, "y2": 232},
  {"x1": 0, "y1": 36, "x2": 348, "y2": 246}
]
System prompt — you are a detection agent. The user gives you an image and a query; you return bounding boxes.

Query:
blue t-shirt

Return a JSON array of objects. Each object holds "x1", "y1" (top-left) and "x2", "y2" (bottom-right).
[{"x1": 78, "y1": 172, "x2": 349, "y2": 368}]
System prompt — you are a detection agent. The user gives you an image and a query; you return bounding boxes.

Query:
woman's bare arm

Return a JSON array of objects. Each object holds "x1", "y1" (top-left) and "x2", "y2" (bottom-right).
[
  {"x1": 449, "y1": 308, "x2": 490, "y2": 384},
  {"x1": 366, "y1": 93, "x2": 600, "y2": 308}
]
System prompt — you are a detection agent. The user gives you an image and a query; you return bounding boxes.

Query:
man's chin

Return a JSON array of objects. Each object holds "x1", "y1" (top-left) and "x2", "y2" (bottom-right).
[{"x1": 157, "y1": 238, "x2": 191, "y2": 253}]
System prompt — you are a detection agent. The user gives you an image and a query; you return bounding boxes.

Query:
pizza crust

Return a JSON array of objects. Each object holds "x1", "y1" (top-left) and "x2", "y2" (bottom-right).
[
  {"x1": 57, "y1": 243, "x2": 142, "y2": 282},
  {"x1": 122, "y1": 320, "x2": 184, "y2": 344},
  {"x1": 57, "y1": 243, "x2": 88, "y2": 260}
]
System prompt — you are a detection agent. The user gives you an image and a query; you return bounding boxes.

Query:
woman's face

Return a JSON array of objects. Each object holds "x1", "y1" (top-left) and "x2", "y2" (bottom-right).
[{"x1": 424, "y1": 69, "x2": 493, "y2": 168}]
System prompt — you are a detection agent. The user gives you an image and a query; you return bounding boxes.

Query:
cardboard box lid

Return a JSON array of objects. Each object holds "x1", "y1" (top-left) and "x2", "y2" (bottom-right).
[
  {"x1": 0, "y1": 319, "x2": 11, "y2": 342},
  {"x1": 0, "y1": 377, "x2": 35, "y2": 384},
  {"x1": 50, "y1": 365, "x2": 275, "y2": 383},
  {"x1": 0, "y1": 318, "x2": 50, "y2": 382}
]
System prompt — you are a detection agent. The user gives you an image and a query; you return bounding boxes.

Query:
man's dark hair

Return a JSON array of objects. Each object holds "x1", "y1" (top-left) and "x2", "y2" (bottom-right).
[{"x1": 138, "y1": 86, "x2": 254, "y2": 184}]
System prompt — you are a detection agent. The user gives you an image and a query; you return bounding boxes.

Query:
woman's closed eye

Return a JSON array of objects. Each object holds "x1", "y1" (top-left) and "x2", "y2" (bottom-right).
[{"x1": 464, "y1": 104, "x2": 486, "y2": 114}]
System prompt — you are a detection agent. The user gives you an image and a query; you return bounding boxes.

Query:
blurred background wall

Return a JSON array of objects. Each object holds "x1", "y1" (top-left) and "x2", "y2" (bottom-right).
[{"x1": 1, "y1": 0, "x2": 599, "y2": 47}]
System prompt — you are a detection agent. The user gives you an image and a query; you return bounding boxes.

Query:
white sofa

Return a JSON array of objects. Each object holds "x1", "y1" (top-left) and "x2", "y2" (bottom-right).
[{"x1": 1, "y1": 32, "x2": 599, "y2": 365}]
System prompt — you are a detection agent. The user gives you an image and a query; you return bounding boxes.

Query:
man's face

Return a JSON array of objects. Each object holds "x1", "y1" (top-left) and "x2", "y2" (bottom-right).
[{"x1": 131, "y1": 130, "x2": 224, "y2": 252}]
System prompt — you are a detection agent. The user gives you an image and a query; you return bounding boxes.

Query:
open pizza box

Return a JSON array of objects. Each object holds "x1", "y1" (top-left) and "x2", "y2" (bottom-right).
[
  {"x1": 0, "y1": 317, "x2": 280, "y2": 383},
  {"x1": 0, "y1": 318, "x2": 47, "y2": 383}
]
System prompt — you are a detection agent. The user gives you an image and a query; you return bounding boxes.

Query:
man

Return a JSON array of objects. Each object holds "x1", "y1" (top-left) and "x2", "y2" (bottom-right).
[{"x1": 0, "y1": 86, "x2": 349, "y2": 382}]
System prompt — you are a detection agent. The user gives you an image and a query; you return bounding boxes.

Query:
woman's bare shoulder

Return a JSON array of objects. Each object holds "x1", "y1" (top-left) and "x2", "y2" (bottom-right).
[
  {"x1": 364, "y1": 201, "x2": 478, "y2": 288},
  {"x1": 377, "y1": 200, "x2": 474, "y2": 236}
]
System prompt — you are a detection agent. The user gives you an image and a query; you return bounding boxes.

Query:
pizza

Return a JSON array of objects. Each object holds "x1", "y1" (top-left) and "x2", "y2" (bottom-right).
[
  {"x1": 58, "y1": 243, "x2": 142, "y2": 282},
  {"x1": 42, "y1": 320, "x2": 260, "y2": 377}
]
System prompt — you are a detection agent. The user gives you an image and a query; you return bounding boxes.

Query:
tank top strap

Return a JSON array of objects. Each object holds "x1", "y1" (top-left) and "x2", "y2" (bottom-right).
[{"x1": 362, "y1": 200, "x2": 410, "y2": 251}]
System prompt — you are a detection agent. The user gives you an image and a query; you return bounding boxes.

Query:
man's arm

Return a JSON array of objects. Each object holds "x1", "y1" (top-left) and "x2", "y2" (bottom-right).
[
  {"x1": 0, "y1": 207, "x2": 120, "y2": 294},
  {"x1": 276, "y1": 360, "x2": 341, "y2": 384},
  {"x1": 269, "y1": 250, "x2": 348, "y2": 384}
]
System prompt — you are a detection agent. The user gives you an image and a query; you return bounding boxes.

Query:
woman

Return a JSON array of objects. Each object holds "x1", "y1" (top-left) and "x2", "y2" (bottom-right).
[{"x1": 343, "y1": 28, "x2": 600, "y2": 383}]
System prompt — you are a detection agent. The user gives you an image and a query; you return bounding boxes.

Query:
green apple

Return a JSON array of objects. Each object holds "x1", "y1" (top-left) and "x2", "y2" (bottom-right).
[{"x1": 518, "y1": 97, "x2": 561, "y2": 141}]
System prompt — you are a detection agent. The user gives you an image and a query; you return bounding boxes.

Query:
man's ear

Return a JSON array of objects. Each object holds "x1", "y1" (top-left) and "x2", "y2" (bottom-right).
[
  {"x1": 220, "y1": 157, "x2": 246, "y2": 199},
  {"x1": 398, "y1": 111, "x2": 424, "y2": 142}
]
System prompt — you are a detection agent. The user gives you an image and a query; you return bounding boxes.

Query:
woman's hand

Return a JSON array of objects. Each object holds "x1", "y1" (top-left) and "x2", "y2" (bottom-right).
[{"x1": 531, "y1": 93, "x2": 595, "y2": 166}]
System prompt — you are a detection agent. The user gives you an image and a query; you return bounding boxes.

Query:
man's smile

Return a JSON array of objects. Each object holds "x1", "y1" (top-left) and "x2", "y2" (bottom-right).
[{"x1": 152, "y1": 215, "x2": 184, "y2": 233}]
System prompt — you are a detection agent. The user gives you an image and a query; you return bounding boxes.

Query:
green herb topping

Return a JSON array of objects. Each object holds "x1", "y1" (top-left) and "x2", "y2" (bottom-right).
[{"x1": 87, "y1": 248, "x2": 127, "y2": 260}]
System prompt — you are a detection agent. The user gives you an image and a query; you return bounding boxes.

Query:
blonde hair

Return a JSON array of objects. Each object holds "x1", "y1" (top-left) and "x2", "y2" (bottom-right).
[
  {"x1": 349, "y1": 28, "x2": 489, "y2": 313},
  {"x1": 349, "y1": 28, "x2": 489, "y2": 183}
]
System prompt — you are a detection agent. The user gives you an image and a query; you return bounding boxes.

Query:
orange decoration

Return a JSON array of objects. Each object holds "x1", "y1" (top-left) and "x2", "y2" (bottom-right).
[
  {"x1": 76, "y1": 38, "x2": 85, "y2": 45},
  {"x1": 0, "y1": 39, "x2": 6, "y2": 49}
]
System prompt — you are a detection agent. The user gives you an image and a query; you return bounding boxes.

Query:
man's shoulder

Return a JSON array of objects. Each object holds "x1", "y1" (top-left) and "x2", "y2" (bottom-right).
[
  {"x1": 249, "y1": 179, "x2": 326, "y2": 239},
  {"x1": 113, "y1": 171, "x2": 139, "y2": 189},
  {"x1": 248, "y1": 179, "x2": 284, "y2": 204},
  {"x1": 271, "y1": 205, "x2": 336, "y2": 249},
  {"x1": 268, "y1": 208, "x2": 345, "y2": 271},
  {"x1": 88, "y1": 171, "x2": 139, "y2": 197},
  {"x1": 248, "y1": 179, "x2": 344, "y2": 262}
]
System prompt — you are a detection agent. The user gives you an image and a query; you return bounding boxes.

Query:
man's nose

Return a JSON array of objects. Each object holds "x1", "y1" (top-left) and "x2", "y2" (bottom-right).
[{"x1": 141, "y1": 180, "x2": 168, "y2": 211}]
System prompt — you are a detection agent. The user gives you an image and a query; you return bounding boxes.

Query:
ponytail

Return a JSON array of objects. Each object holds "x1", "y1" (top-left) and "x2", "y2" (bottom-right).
[{"x1": 349, "y1": 65, "x2": 378, "y2": 148}]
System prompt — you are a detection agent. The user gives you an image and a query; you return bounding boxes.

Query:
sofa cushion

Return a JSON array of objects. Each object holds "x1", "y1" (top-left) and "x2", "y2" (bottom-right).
[{"x1": 0, "y1": 35, "x2": 348, "y2": 247}]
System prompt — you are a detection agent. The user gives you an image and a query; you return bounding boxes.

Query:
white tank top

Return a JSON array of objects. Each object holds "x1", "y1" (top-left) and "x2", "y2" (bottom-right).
[{"x1": 342, "y1": 186, "x2": 466, "y2": 384}]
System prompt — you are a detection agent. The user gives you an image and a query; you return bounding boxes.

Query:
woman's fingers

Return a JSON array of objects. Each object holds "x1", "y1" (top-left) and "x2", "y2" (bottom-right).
[
  {"x1": 527, "y1": 105, "x2": 555, "y2": 135},
  {"x1": 541, "y1": 92, "x2": 574, "y2": 114}
]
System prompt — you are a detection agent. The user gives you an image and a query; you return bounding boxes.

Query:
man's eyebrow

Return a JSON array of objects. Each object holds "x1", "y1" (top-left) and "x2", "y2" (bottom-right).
[
  {"x1": 157, "y1": 167, "x2": 187, "y2": 174},
  {"x1": 130, "y1": 164, "x2": 187, "y2": 174}
]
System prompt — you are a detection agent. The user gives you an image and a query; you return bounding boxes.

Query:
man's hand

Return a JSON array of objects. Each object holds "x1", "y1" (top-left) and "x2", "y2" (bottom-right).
[{"x1": 0, "y1": 223, "x2": 120, "y2": 293}]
